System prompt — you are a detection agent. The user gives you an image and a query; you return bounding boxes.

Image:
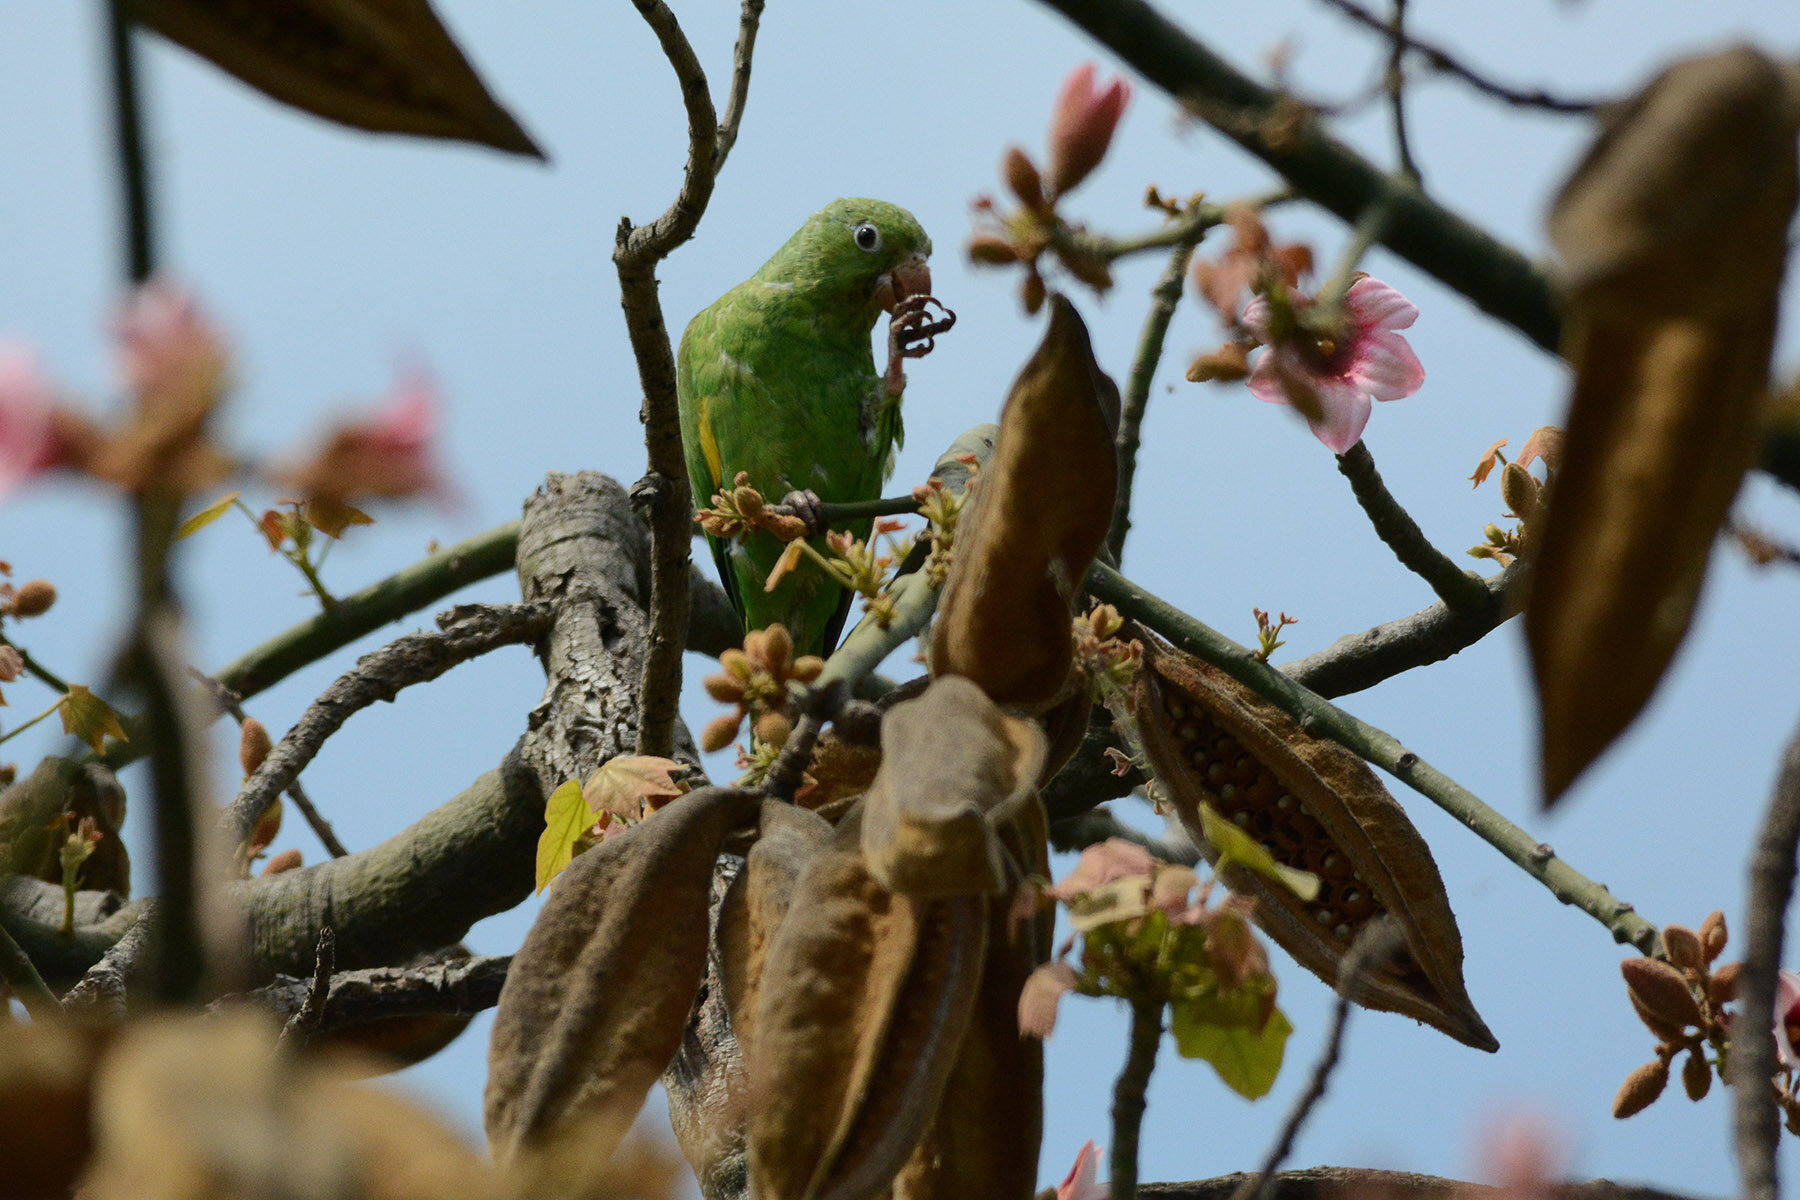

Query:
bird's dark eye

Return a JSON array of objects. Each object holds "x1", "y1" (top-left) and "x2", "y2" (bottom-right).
[{"x1": 853, "y1": 223, "x2": 882, "y2": 252}]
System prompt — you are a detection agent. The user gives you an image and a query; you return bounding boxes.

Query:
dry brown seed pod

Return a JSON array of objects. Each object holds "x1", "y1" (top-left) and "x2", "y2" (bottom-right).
[
  {"x1": 862, "y1": 675, "x2": 1048, "y2": 897},
  {"x1": 1621, "y1": 957, "x2": 1702, "y2": 1031},
  {"x1": 1613, "y1": 1058, "x2": 1670, "y2": 1118},
  {"x1": 136, "y1": 0, "x2": 543, "y2": 158},
  {"x1": 484, "y1": 786, "x2": 759, "y2": 1166},
  {"x1": 929, "y1": 295, "x2": 1119, "y2": 714},
  {"x1": 748, "y1": 808, "x2": 987, "y2": 1200},
  {"x1": 1533, "y1": 47, "x2": 1800, "y2": 803},
  {"x1": 1129, "y1": 632, "x2": 1496, "y2": 1051}
]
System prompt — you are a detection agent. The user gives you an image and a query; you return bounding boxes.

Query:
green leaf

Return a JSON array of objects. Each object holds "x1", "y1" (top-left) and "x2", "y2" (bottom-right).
[
  {"x1": 57, "y1": 685, "x2": 128, "y2": 754},
  {"x1": 175, "y1": 491, "x2": 242, "y2": 539},
  {"x1": 1199, "y1": 801, "x2": 1320, "y2": 901},
  {"x1": 1171, "y1": 995, "x2": 1291, "y2": 1099},
  {"x1": 535, "y1": 778, "x2": 591, "y2": 893}
]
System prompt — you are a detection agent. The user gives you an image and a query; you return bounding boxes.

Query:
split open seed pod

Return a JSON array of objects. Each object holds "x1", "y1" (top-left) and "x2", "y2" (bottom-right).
[
  {"x1": 862, "y1": 675, "x2": 1048, "y2": 897},
  {"x1": 1130, "y1": 633, "x2": 1496, "y2": 1051},
  {"x1": 930, "y1": 294, "x2": 1119, "y2": 713},
  {"x1": 748, "y1": 809, "x2": 988, "y2": 1200}
]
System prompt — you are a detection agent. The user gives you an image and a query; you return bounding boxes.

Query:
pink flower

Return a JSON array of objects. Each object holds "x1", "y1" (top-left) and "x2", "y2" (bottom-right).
[
  {"x1": 1241, "y1": 276, "x2": 1426, "y2": 454},
  {"x1": 0, "y1": 345, "x2": 59, "y2": 496},
  {"x1": 1047, "y1": 838, "x2": 1158, "y2": 900},
  {"x1": 1048, "y1": 63, "x2": 1132, "y2": 196},
  {"x1": 280, "y1": 366, "x2": 448, "y2": 505},
  {"x1": 1775, "y1": 969, "x2": 1800, "y2": 1069},
  {"x1": 1057, "y1": 1140, "x2": 1108, "y2": 1200},
  {"x1": 114, "y1": 280, "x2": 229, "y2": 413}
]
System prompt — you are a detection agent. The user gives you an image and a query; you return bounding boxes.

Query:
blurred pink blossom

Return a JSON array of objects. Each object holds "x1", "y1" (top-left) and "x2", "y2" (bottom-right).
[
  {"x1": 1241, "y1": 276, "x2": 1426, "y2": 454},
  {"x1": 1776, "y1": 969, "x2": 1800, "y2": 1069},
  {"x1": 281, "y1": 366, "x2": 448, "y2": 505},
  {"x1": 0, "y1": 345, "x2": 62, "y2": 496},
  {"x1": 1047, "y1": 837, "x2": 1158, "y2": 900},
  {"x1": 1048, "y1": 63, "x2": 1132, "y2": 195},
  {"x1": 1057, "y1": 1140, "x2": 1108, "y2": 1200},
  {"x1": 114, "y1": 280, "x2": 228, "y2": 411}
]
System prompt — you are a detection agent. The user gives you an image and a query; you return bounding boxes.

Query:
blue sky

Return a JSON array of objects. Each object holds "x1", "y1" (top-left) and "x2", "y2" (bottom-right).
[{"x1": 4, "y1": 1, "x2": 1800, "y2": 1195}]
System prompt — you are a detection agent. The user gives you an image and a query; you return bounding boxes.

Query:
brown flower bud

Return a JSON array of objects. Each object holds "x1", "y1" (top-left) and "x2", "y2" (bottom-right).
[
  {"x1": 1628, "y1": 988, "x2": 1684, "y2": 1041},
  {"x1": 0, "y1": 645, "x2": 22, "y2": 683},
  {"x1": 1003, "y1": 146, "x2": 1048, "y2": 214},
  {"x1": 1186, "y1": 341, "x2": 1252, "y2": 384},
  {"x1": 790, "y1": 655, "x2": 825, "y2": 684},
  {"x1": 248, "y1": 797, "x2": 283, "y2": 859},
  {"x1": 704, "y1": 672, "x2": 746, "y2": 704},
  {"x1": 1663, "y1": 923, "x2": 1705, "y2": 974},
  {"x1": 967, "y1": 235, "x2": 1023, "y2": 266},
  {"x1": 761, "y1": 624, "x2": 794, "y2": 673},
  {"x1": 238, "y1": 717, "x2": 273, "y2": 777},
  {"x1": 1622, "y1": 957, "x2": 1701, "y2": 1030},
  {"x1": 753, "y1": 710, "x2": 793, "y2": 748},
  {"x1": 1699, "y1": 909, "x2": 1728, "y2": 961},
  {"x1": 1500, "y1": 462, "x2": 1541, "y2": 521},
  {"x1": 1681, "y1": 1047, "x2": 1711, "y2": 1101},
  {"x1": 1708, "y1": 960, "x2": 1742, "y2": 1007},
  {"x1": 1021, "y1": 269, "x2": 1047, "y2": 315},
  {"x1": 7, "y1": 580, "x2": 55, "y2": 618},
  {"x1": 701, "y1": 712, "x2": 742, "y2": 754},
  {"x1": 0, "y1": 763, "x2": 14, "y2": 787},
  {"x1": 1613, "y1": 1058, "x2": 1669, "y2": 1118}
]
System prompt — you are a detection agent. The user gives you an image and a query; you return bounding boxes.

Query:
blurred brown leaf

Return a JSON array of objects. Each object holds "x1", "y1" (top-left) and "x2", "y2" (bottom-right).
[
  {"x1": 135, "y1": 0, "x2": 544, "y2": 158},
  {"x1": 0, "y1": 1020, "x2": 104, "y2": 1200},
  {"x1": 1131, "y1": 633, "x2": 1496, "y2": 1051},
  {"x1": 930, "y1": 295, "x2": 1119, "y2": 713},
  {"x1": 484, "y1": 786, "x2": 758, "y2": 1166},
  {"x1": 1532, "y1": 46, "x2": 1800, "y2": 803}
]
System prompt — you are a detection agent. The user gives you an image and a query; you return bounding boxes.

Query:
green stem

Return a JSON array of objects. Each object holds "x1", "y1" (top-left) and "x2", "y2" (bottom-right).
[
  {"x1": 1336, "y1": 441, "x2": 1490, "y2": 611},
  {"x1": 1109, "y1": 237, "x2": 1199, "y2": 563},
  {"x1": 1086, "y1": 561, "x2": 1661, "y2": 954},
  {"x1": 1110, "y1": 996, "x2": 1164, "y2": 1200},
  {"x1": 0, "y1": 699, "x2": 64, "y2": 748},
  {"x1": 0, "y1": 635, "x2": 70, "y2": 694},
  {"x1": 813, "y1": 495, "x2": 923, "y2": 524},
  {"x1": 0, "y1": 921, "x2": 62, "y2": 1019}
]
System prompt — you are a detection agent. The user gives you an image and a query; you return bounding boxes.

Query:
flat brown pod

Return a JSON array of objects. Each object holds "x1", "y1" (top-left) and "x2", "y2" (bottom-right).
[
  {"x1": 1532, "y1": 46, "x2": 1800, "y2": 803},
  {"x1": 930, "y1": 295, "x2": 1119, "y2": 713},
  {"x1": 1131, "y1": 634, "x2": 1497, "y2": 1052},
  {"x1": 136, "y1": 0, "x2": 544, "y2": 158},
  {"x1": 484, "y1": 786, "x2": 759, "y2": 1166},
  {"x1": 748, "y1": 809, "x2": 987, "y2": 1200}
]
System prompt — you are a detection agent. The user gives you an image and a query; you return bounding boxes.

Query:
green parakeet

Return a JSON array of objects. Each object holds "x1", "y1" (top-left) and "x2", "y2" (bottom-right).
[{"x1": 678, "y1": 197, "x2": 934, "y2": 657}]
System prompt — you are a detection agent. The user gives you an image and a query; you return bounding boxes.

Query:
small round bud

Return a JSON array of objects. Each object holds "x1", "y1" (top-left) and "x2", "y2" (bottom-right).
[
  {"x1": 1681, "y1": 1048, "x2": 1711, "y2": 1101},
  {"x1": 1661, "y1": 924, "x2": 1704, "y2": 974},
  {"x1": 701, "y1": 712, "x2": 742, "y2": 754},
  {"x1": 1021, "y1": 270, "x2": 1047, "y2": 315},
  {"x1": 8, "y1": 580, "x2": 56, "y2": 618},
  {"x1": 1699, "y1": 910, "x2": 1728, "y2": 961},
  {"x1": 239, "y1": 717, "x2": 273, "y2": 777},
  {"x1": 1708, "y1": 960, "x2": 1742, "y2": 1007},
  {"x1": 753, "y1": 710, "x2": 793, "y2": 748},
  {"x1": 1612, "y1": 1058, "x2": 1669, "y2": 1118},
  {"x1": 790, "y1": 655, "x2": 825, "y2": 684},
  {"x1": 1500, "y1": 462, "x2": 1540, "y2": 520},
  {"x1": 260, "y1": 847, "x2": 303, "y2": 876},
  {"x1": 1002, "y1": 146, "x2": 1048, "y2": 214},
  {"x1": 967, "y1": 235, "x2": 1023, "y2": 266},
  {"x1": 762, "y1": 624, "x2": 794, "y2": 672}
]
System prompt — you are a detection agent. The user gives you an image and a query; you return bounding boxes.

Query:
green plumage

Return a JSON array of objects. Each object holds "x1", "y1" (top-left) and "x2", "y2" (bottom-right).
[{"x1": 678, "y1": 198, "x2": 932, "y2": 656}]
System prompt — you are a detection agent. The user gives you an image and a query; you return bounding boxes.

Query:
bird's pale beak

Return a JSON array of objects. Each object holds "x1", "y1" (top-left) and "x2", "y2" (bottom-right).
[{"x1": 874, "y1": 254, "x2": 932, "y2": 313}]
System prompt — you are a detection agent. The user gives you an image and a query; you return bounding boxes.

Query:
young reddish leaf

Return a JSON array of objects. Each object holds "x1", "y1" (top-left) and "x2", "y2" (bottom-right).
[
  {"x1": 1469, "y1": 439, "x2": 1507, "y2": 488},
  {"x1": 1532, "y1": 47, "x2": 1800, "y2": 803},
  {"x1": 533, "y1": 778, "x2": 590, "y2": 893},
  {"x1": 134, "y1": 0, "x2": 543, "y2": 158},
  {"x1": 301, "y1": 497, "x2": 375, "y2": 539},
  {"x1": 57, "y1": 685, "x2": 127, "y2": 754},
  {"x1": 258, "y1": 508, "x2": 289, "y2": 550},
  {"x1": 174, "y1": 490, "x2": 239, "y2": 539},
  {"x1": 582, "y1": 755, "x2": 685, "y2": 825}
]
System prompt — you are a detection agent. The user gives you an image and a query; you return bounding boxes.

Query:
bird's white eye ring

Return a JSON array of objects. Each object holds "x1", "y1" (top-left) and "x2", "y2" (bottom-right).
[{"x1": 853, "y1": 223, "x2": 882, "y2": 252}]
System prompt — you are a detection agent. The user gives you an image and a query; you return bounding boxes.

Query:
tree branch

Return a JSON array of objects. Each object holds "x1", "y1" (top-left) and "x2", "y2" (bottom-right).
[
  {"x1": 219, "y1": 601, "x2": 555, "y2": 849},
  {"x1": 1112, "y1": 996, "x2": 1165, "y2": 1200},
  {"x1": 0, "y1": 918, "x2": 62, "y2": 1018},
  {"x1": 1143, "y1": 1167, "x2": 1708, "y2": 1200},
  {"x1": 1087, "y1": 562, "x2": 1660, "y2": 954},
  {"x1": 1732, "y1": 709, "x2": 1800, "y2": 1200},
  {"x1": 1336, "y1": 441, "x2": 1490, "y2": 611},
  {"x1": 713, "y1": 0, "x2": 765, "y2": 171},
  {"x1": 1381, "y1": 0, "x2": 1421, "y2": 185},
  {"x1": 230, "y1": 951, "x2": 510, "y2": 1034},
  {"x1": 1110, "y1": 237, "x2": 1201, "y2": 563}
]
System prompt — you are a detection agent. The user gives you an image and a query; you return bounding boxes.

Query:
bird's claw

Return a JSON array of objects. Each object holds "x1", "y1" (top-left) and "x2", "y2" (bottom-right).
[
  {"x1": 884, "y1": 296, "x2": 956, "y2": 397},
  {"x1": 777, "y1": 489, "x2": 829, "y2": 539}
]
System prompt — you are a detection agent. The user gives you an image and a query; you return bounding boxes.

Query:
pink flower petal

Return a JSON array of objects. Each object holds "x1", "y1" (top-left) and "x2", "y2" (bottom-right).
[
  {"x1": 1239, "y1": 294, "x2": 1274, "y2": 340},
  {"x1": 0, "y1": 345, "x2": 58, "y2": 496},
  {"x1": 1057, "y1": 1140, "x2": 1108, "y2": 1200},
  {"x1": 1775, "y1": 969, "x2": 1800, "y2": 1069},
  {"x1": 1018, "y1": 961, "x2": 1081, "y2": 1039},
  {"x1": 1346, "y1": 276, "x2": 1418, "y2": 331},
  {"x1": 1305, "y1": 378, "x2": 1372, "y2": 455},
  {"x1": 1050, "y1": 837, "x2": 1158, "y2": 898},
  {"x1": 1350, "y1": 330, "x2": 1426, "y2": 401}
]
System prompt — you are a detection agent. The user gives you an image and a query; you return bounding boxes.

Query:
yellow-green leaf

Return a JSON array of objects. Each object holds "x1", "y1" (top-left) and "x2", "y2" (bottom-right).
[
  {"x1": 1171, "y1": 996, "x2": 1291, "y2": 1099},
  {"x1": 302, "y1": 498, "x2": 375, "y2": 539},
  {"x1": 582, "y1": 755, "x2": 685, "y2": 824},
  {"x1": 1198, "y1": 802, "x2": 1319, "y2": 902},
  {"x1": 535, "y1": 778, "x2": 590, "y2": 893},
  {"x1": 57, "y1": 685, "x2": 128, "y2": 754},
  {"x1": 175, "y1": 491, "x2": 241, "y2": 539}
]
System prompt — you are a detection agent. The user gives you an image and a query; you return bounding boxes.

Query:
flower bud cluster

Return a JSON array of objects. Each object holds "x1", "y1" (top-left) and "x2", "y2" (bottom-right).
[
  {"x1": 699, "y1": 623, "x2": 824, "y2": 754},
  {"x1": 1612, "y1": 911, "x2": 1744, "y2": 1120}
]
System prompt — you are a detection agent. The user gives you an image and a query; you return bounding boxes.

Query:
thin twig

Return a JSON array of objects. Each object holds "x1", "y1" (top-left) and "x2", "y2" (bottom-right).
[
  {"x1": 1109, "y1": 237, "x2": 1201, "y2": 563},
  {"x1": 0, "y1": 919, "x2": 63, "y2": 1019},
  {"x1": 615, "y1": 0, "x2": 744, "y2": 760},
  {"x1": 1231, "y1": 918, "x2": 1404, "y2": 1200},
  {"x1": 1383, "y1": 0, "x2": 1421, "y2": 186},
  {"x1": 188, "y1": 669, "x2": 351, "y2": 859},
  {"x1": 219, "y1": 601, "x2": 554, "y2": 847},
  {"x1": 104, "y1": 0, "x2": 154, "y2": 284},
  {"x1": 769, "y1": 494, "x2": 923, "y2": 526},
  {"x1": 62, "y1": 901, "x2": 156, "y2": 1018},
  {"x1": 1336, "y1": 441, "x2": 1490, "y2": 611},
  {"x1": 1086, "y1": 562, "x2": 1660, "y2": 953},
  {"x1": 1111, "y1": 996, "x2": 1164, "y2": 1200},
  {"x1": 277, "y1": 922, "x2": 335, "y2": 1051},
  {"x1": 1315, "y1": 0, "x2": 1605, "y2": 114},
  {"x1": 1732, "y1": 710, "x2": 1800, "y2": 1200},
  {"x1": 713, "y1": 0, "x2": 765, "y2": 171}
]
